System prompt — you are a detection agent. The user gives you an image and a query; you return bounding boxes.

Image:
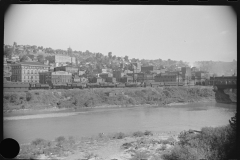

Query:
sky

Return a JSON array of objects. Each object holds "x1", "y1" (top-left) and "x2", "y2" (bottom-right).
[{"x1": 4, "y1": 5, "x2": 237, "y2": 64}]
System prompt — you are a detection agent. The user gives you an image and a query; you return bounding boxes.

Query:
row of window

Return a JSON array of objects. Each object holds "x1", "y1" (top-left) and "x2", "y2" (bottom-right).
[
  {"x1": 12, "y1": 70, "x2": 47, "y2": 74},
  {"x1": 12, "y1": 66, "x2": 48, "y2": 69}
]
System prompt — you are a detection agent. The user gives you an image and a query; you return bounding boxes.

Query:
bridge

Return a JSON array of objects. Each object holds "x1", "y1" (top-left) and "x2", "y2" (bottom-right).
[
  {"x1": 211, "y1": 76, "x2": 237, "y2": 90},
  {"x1": 211, "y1": 76, "x2": 237, "y2": 103}
]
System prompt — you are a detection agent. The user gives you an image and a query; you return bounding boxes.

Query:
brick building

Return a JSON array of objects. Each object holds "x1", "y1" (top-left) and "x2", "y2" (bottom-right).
[
  {"x1": 113, "y1": 70, "x2": 125, "y2": 81},
  {"x1": 120, "y1": 75, "x2": 133, "y2": 83},
  {"x1": 54, "y1": 66, "x2": 79, "y2": 74},
  {"x1": 154, "y1": 73, "x2": 183, "y2": 83},
  {"x1": 106, "y1": 77, "x2": 116, "y2": 83},
  {"x1": 39, "y1": 71, "x2": 72, "y2": 85},
  {"x1": 141, "y1": 66, "x2": 157, "y2": 73},
  {"x1": 181, "y1": 67, "x2": 192, "y2": 84},
  {"x1": 137, "y1": 73, "x2": 155, "y2": 83},
  {"x1": 11, "y1": 62, "x2": 49, "y2": 83}
]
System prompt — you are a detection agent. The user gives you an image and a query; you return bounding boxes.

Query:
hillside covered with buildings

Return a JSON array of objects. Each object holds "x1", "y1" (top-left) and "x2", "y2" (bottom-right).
[{"x1": 4, "y1": 42, "x2": 237, "y2": 85}]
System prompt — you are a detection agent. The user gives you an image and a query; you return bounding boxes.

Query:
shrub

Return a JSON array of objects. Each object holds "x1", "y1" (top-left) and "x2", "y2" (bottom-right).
[
  {"x1": 163, "y1": 114, "x2": 237, "y2": 160},
  {"x1": 10, "y1": 94, "x2": 18, "y2": 103},
  {"x1": 55, "y1": 136, "x2": 66, "y2": 143},
  {"x1": 161, "y1": 145, "x2": 200, "y2": 160},
  {"x1": 158, "y1": 144, "x2": 167, "y2": 151},
  {"x1": 130, "y1": 151, "x2": 149, "y2": 160},
  {"x1": 31, "y1": 138, "x2": 48, "y2": 147},
  {"x1": 26, "y1": 92, "x2": 32, "y2": 101},
  {"x1": 132, "y1": 131, "x2": 145, "y2": 137},
  {"x1": 144, "y1": 130, "x2": 153, "y2": 136},
  {"x1": 112, "y1": 132, "x2": 126, "y2": 139},
  {"x1": 121, "y1": 142, "x2": 133, "y2": 149}
]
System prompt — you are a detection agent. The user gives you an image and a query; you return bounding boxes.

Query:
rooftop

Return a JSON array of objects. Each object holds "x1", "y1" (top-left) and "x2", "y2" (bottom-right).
[{"x1": 12, "y1": 62, "x2": 49, "y2": 66}]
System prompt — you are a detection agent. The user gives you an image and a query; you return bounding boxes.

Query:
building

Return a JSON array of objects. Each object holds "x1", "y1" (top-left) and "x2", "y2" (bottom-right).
[
  {"x1": 113, "y1": 70, "x2": 125, "y2": 81},
  {"x1": 137, "y1": 73, "x2": 155, "y2": 83},
  {"x1": 130, "y1": 62, "x2": 141, "y2": 73},
  {"x1": 155, "y1": 73, "x2": 183, "y2": 83},
  {"x1": 52, "y1": 55, "x2": 76, "y2": 64},
  {"x1": 54, "y1": 66, "x2": 79, "y2": 74},
  {"x1": 191, "y1": 67, "x2": 199, "y2": 72},
  {"x1": 73, "y1": 75, "x2": 81, "y2": 83},
  {"x1": 106, "y1": 77, "x2": 116, "y2": 83},
  {"x1": 181, "y1": 67, "x2": 192, "y2": 84},
  {"x1": 4, "y1": 71, "x2": 11, "y2": 81},
  {"x1": 194, "y1": 71, "x2": 209, "y2": 84},
  {"x1": 120, "y1": 75, "x2": 133, "y2": 83},
  {"x1": 39, "y1": 71, "x2": 72, "y2": 85},
  {"x1": 79, "y1": 70, "x2": 86, "y2": 76},
  {"x1": 141, "y1": 66, "x2": 157, "y2": 73},
  {"x1": 11, "y1": 62, "x2": 49, "y2": 83},
  {"x1": 99, "y1": 73, "x2": 113, "y2": 79},
  {"x1": 90, "y1": 77, "x2": 104, "y2": 83},
  {"x1": 79, "y1": 76, "x2": 88, "y2": 83},
  {"x1": 102, "y1": 68, "x2": 112, "y2": 73}
]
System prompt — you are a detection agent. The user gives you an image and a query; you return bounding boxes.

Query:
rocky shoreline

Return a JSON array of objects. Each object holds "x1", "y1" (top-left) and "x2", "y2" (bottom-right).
[{"x1": 17, "y1": 130, "x2": 180, "y2": 160}]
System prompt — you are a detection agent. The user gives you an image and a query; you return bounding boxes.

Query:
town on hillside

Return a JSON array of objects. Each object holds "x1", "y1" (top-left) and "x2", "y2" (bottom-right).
[{"x1": 4, "y1": 42, "x2": 237, "y2": 88}]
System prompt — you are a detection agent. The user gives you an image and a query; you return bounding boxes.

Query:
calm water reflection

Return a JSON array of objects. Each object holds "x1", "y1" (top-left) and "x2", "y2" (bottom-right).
[{"x1": 4, "y1": 102, "x2": 236, "y2": 144}]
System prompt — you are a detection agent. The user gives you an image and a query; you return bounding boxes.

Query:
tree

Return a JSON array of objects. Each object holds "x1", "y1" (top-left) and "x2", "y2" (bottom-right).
[
  {"x1": 37, "y1": 54, "x2": 44, "y2": 63},
  {"x1": 108, "y1": 52, "x2": 112, "y2": 59},
  {"x1": 45, "y1": 56, "x2": 55, "y2": 63},
  {"x1": 117, "y1": 57, "x2": 122, "y2": 61},
  {"x1": 27, "y1": 54, "x2": 35, "y2": 60},
  {"x1": 124, "y1": 56, "x2": 129, "y2": 62},
  {"x1": 4, "y1": 48, "x2": 13, "y2": 59},
  {"x1": 20, "y1": 55, "x2": 29, "y2": 62}
]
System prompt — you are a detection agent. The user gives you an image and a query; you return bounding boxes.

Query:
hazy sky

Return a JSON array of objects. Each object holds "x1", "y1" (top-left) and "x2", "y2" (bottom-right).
[{"x1": 4, "y1": 5, "x2": 237, "y2": 63}]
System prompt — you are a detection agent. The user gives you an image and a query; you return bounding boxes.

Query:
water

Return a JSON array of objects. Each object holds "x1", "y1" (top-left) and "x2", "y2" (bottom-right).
[{"x1": 4, "y1": 102, "x2": 236, "y2": 144}]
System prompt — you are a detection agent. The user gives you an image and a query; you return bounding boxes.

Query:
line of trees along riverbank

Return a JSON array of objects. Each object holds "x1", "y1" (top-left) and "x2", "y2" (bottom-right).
[{"x1": 3, "y1": 86, "x2": 216, "y2": 112}]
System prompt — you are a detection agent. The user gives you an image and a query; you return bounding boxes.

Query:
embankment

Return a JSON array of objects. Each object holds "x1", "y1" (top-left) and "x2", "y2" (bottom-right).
[
  {"x1": 215, "y1": 88, "x2": 237, "y2": 104},
  {"x1": 4, "y1": 86, "x2": 215, "y2": 113}
]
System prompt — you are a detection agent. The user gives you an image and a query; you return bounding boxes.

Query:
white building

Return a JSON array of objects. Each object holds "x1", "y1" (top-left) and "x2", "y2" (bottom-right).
[{"x1": 54, "y1": 55, "x2": 76, "y2": 64}]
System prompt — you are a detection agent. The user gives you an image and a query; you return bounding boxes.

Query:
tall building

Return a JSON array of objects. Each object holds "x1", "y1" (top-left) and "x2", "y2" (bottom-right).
[
  {"x1": 11, "y1": 62, "x2": 49, "y2": 83},
  {"x1": 39, "y1": 71, "x2": 72, "y2": 85}
]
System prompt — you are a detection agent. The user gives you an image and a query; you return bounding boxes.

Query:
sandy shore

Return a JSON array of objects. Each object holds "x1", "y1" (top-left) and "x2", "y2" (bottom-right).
[{"x1": 3, "y1": 112, "x2": 80, "y2": 121}]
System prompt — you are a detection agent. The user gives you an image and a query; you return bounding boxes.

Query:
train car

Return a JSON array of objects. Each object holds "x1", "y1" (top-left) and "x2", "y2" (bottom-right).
[
  {"x1": 150, "y1": 82, "x2": 164, "y2": 87},
  {"x1": 86, "y1": 83, "x2": 100, "y2": 88},
  {"x1": 4, "y1": 82, "x2": 30, "y2": 92},
  {"x1": 99, "y1": 82, "x2": 116, "y2": 88},
  {"x1": 67, "y1": 83, "x2": 73, "y2": 89},
  {"x1": 51, "y1": 83, "x2": 68, "y2": 89},
  {"x1": 116, "y1": 83, "x2": 125, "y2": 88},
  {"x1": 40, "y1": 84, "x2": 50, "y2": 90},
  {"x1": 164, "y1": 82, "x2": 184, "y2": 86},
  {"x1": 125, "y1": 82, "x2": 140, "y2": 87}
]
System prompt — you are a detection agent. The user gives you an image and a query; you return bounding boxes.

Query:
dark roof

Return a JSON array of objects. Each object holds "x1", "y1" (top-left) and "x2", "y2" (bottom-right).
[{"x1": 13, "y1": 62, "x2": 49, "y2": 66}]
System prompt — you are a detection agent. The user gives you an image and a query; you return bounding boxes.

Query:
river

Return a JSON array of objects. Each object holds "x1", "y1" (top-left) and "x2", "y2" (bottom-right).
[{"x1": 4, "y1": 101, "x2": 236, "y2": 144}]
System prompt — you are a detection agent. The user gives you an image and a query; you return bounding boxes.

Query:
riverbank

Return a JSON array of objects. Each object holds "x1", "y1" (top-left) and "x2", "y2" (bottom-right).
[
  {"x1": 16, "y1": 130, "x2": 180, "y2": 160},
  {"x1": 4, "y1": 86, "x2": 216, "y2": 114},
  {"x1": 4, "y1": 98, "x2": 216, "y2": 120},
  {"x1": 16, "y1": 118, "x2": 237, "y2": 160}
]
